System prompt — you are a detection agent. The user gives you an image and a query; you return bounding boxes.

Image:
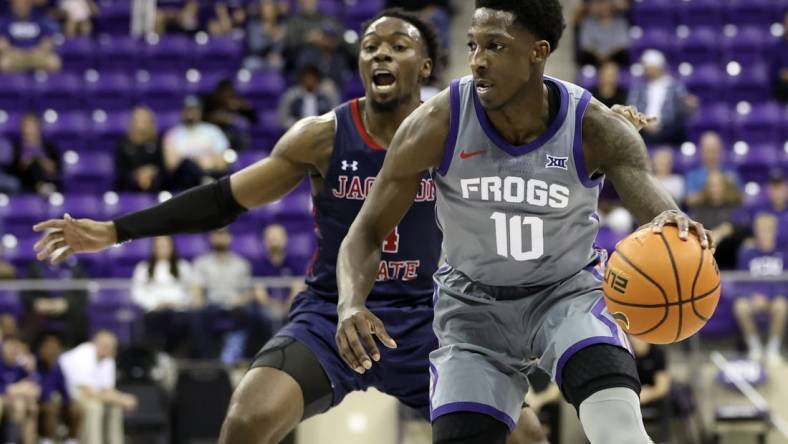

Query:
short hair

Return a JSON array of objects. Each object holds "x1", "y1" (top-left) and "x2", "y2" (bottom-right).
[
  {"x1": 361, "y1": 8, "x2": 441, "y2": 70},
  {"x1": 475, "y1": 0, "x2": 566, "y2": 52}
]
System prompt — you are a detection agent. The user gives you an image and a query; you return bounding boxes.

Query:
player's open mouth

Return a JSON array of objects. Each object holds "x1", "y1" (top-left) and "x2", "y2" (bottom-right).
[
  {"x1": 372, "y1": 69, "x2": 397, "y2": 92},
  {"x1": 476, "y1": 80, "x2": 493, "y2": 96}
]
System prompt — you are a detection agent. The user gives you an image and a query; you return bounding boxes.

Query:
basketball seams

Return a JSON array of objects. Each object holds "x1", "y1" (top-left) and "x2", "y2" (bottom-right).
[
  {"x1": 605, "y1": 280, "x2": 720, "y2": 308},
  {"x1": 689, "y1": 248, "x2": 709, "y2": 322},
  {"x1": 611, "y1": 252, "x2": 670, "y2": 336},
  {"x1": 657, "y1": 233, "x2": 684, "y2": 342}
]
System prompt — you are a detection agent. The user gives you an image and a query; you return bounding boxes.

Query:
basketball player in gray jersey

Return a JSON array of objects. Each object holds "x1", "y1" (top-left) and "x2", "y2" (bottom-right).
[{"x1": 336, "y1": 1, "x2": 713, "y2": 443}]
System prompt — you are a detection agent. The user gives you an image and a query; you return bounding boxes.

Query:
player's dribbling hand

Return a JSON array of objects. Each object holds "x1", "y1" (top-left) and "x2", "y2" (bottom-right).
[
  {"x1": 32, "y1": 214, "x2": 117, "y2": 265},
  {"x1": 649, "y1": 209, "x2": 716, "y2": 251},
  {"x1": 610, "y1": 104, "x2": 658, "y2": 131},
  {"x1": 336, "y1": 305, "x2": 397, "y2": 374}
]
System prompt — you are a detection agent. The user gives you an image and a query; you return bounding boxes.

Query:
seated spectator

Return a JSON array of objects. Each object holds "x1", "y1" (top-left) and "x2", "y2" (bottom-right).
[
  {"x1": 59, "y1": 0, "x2": 98, "y2": 37},
  {"x1": 114, "y1": 106, "x2": 164, "y2": 193},
  {"x1": 685, "y1": 132, "x2": 742, "y2": 206},
  {"x1": 384, "y1": 1, "x2": 450, "y2": 60},
  {"x1": 0, "y1": 314, "x2": 18, "y2": 341},
  {"x1": 651, "y1": 147, "x2": 684, "y2": 204},
  {"x1": 202, "y1": 79, "x2": 257, "y2": 152},
  {"x1": 630, "y1": 336, "x2": 671, "y2": 438},
  {"x1": 770, "y1": 10, "x2": 788, "y2": 102},
  {"x1": 0, "y1": 335, "x2": 39, "y2": 444},
  {"x1": 734, "y1": 213, "x2": 786, "y2": 365},
  {"x1": 191, "y1": 228, "x2": 256, "y2": 363},
  {"x1": 244, "y1": 0, "x2": 286, "y2": 70},
  {"x1": 13, "y1": 113, "x2": 61, "y2": 196},
  {"x1": 688, "y1": 170, "x2": 743, "y2": 267},
  {"x1": 155, "y1": 0, "x2": 200, "y2": 35},
  {"x1": 132, "y1": 236, "x2": 193, "y2": 356},
  {"x1": 207, "y1": 0, "x2": 247, "y2": 37},
  {"x1": 577, "y1": 0, "x2": 629, "y2": 67},
  {"x1": 590, "y1": 61, "x2": 628, "y2": 108},
  {"x1": 163, "y1": 96, "x2": 230, "y2": 191},
  {"x1": 0, "y1": 0, "x2": 61, "y2": 73},
  {"x1": 35, "y1": 333, "x2": 80, "y2": 444},
  {"x1": 627, "y1": 50, "x2": 694, "y2": 145},
  {"x1": 59, "y1": 331, "x2": 137, "y2": 444},
  {"x1": 21, "y1": 257, "x2": 89, "y2": 348},
  {"x1": 750, "y1": 169, "x2": 787, "y2": 232},
  {"x1": 277, "y1": 64, "x2": 338, "y2": 130}
]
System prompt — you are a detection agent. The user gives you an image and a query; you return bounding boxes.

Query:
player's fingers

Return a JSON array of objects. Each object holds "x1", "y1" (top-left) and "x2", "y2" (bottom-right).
[
  {"x1": 675, "y1": 214, "x2": 690, "y2": 240},
  {"x1": 37, "y1": 238, "x2": 68, "y2": 261},
  {"x1": 336, "y1": 330, "x2": 362, "y2": 373},
  {"x1": 704, "y1": 228, "x2": 716, "y2": 251},
  {"x1": 32, "y1": 219, "x2": 65, "y2": 233},
  {"x1": 651, "y1": 214, "x2": 667, "y2": 232},
  {"x1": 369, "y1": 316, "x2": 397, "y2": 350},
  {"x1": 353, "y1": 316, "x2": 380, "y2": 363},
  {"x1": 50, "y1": 246, "x2": 74, "y2": 266},
  {"x1": 33, "y1": 231, "x2": 63, "y2": 253},
  {"x1": 690, "y1": 222, "x2": 709, "y2": 249},
  {"x1": 344, "y1": 326, "x2": 371, "y2": 373}
]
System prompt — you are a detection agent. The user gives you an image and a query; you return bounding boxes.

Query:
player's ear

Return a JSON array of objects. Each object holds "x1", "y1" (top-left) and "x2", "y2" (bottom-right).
[
  {"x1": 531, "y1": 40, "x2": 551, "y2": 64},
  {"x1": 420, "y1": 58, "x2": 433, "y2": 83}
]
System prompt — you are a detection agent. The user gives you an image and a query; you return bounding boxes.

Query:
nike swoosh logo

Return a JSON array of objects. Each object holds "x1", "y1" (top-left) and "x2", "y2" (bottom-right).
[{"x1": 459, "y1": 150, "x2": 486, "y2": 160}]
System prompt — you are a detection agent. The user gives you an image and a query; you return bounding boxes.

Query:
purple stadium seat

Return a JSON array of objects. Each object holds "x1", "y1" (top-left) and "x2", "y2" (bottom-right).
[
  {"x1": 103, "y1": 193, "x2": 156, "y2": 219},
  {"x1": 724, "y1": 27, "x2": 771, "y2": 66},
  {"x1": 0, "y1": 195, "x2": 45, "y2": 235},
  {"x1": 42, "y1": 112, "x2": 89, "y2": 153},
  {"x1": 727, "y1": 0, "x2": 775, "y2": 26},
  {"x1": 32, "y1": 73, "x2": 85, "y2": 112},
  {"x1": 0, "y1": 75, "x2": 31, "y2": 110},
  {"x1": 725, "y1": 63, "x2": 770, "y2": 103},
  {"x1": 184, "y1": 71, "x2": 227, "y2": 96},
  {"x1": 274, "y1": 192, "x2": 313, "y2": 233},
  {"x1": 287, "y1": 233, "x2": 314, "y2": 271},
  {"x1": 0, "y1": 137, "x2": 13, "y2": 169},
  {"x1": 235, "y1": 70, "x2": 285, "y2": 111},
  {"x1": 47, "y1": 193, "x2": 101, "y2": 220},
  {"x1": 195, "y1": 37, "x2": 242, "y2": 72},
  {"x1": 174, "y1": 234, "x2": 209, "y2": 260},
  {"x1": 679, "y1": 0, "x2": 725, "y2": 28},
  {"x1": 144, "y1": 35, "x2": 194, "y2": 72},
  {"x1": 686, "y1": 103, "x2": 733, "y2": 143},
  {"x1": 683, "y1": 64, "x2": 724, "y2": 103},
  {"x1": 631, "y1": 0, "x2": 676, "y2": 29},
  {"x1": 136, "y1": 72, "x2": 184, "y2": 110},
  {"x1": 57, "y1": 37, "x2": 95, "y2": 72},
  {"x1": 0, "y1": 112, "x2": 21, "y2": 140},
  {"x1": 699, "y1": 281, "x2": 737, "y2": 339},
  {"x1": 90, "y1": 289, "x2": 138, "y2": 344},
  {"x1": 629, "y1": 28, "x2": 676, "y2": 63},
  {"x1": 95, "y1": 0, "x2": 132, "y2": 35},
  {"x1": 734, "y1": 103, "x2": 782, "y2": 145},
  {"x1": 96, "y1": 36, "x2": 141, "y2": 72},
  {"x1": 595, "y1": 226, "x2": 625, "y2": 255},
  {"x1": 62, "y1": 152, "x2": 114, "y2": 193},
  {"x1": 233, "y1": 233, "x2": 264, "y2": 272},
  {"x1": 2, "y1": 236, "x2": 37, "y2": 270},
  {"x1": 106, "y1": 238, "x2": 152, "y2": 277},
  {"x1": 86, "y1": 72, "x2": 134, "y2": 111},
  {"x1": 91, "y1": 111, "x2": 129, "y2": 152},
  {"x1": 677, "y1": 28, "x2": 720, "y2": 65},
  {"x1": 343, "y1": 73, "x2": 365, "y2": 101},
  {"x1": 344, "y1": 0, "x2": 383, "y2": 30},
  {"x1": 732, "y1": 143, "x2": 779, "y2": 183},
  {"x1": 249, "y1": 111, "x2": 283, "y2": 152},
  {"x1": 0, "y1": 290, "x2": 21, "y2": 319}
]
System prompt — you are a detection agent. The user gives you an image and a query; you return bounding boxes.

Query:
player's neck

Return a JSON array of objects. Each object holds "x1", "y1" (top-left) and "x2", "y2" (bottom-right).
[
  {"x1": 360, "y1": 95, "x2": 421, "y2": 148},
  {"x1": 486, "y1": 79, "x2": 550, "y2": 146}
]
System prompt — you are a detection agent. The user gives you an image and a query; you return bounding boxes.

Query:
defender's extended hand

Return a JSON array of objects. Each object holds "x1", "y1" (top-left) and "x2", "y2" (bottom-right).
[
  {"x1": 336, "y1": 305, "x2": 397, "y2": 374},
  {"x1": 33, "y1": 214, "x2": 117, "y2": 265},
  {"x1": 611, "y1": 104, "x2": 658, "y2": 131},
  {"x1": 649, "y1": 209, "x2": 715, "y2": 250}
]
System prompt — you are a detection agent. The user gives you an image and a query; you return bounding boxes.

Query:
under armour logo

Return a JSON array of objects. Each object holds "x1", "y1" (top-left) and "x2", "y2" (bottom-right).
[
  {"x1": 545, "y1": 154, "x2": 568, "y2": 170},
  {"x1": 341, "y1": 160, "x2": 359, "y2": 171}
]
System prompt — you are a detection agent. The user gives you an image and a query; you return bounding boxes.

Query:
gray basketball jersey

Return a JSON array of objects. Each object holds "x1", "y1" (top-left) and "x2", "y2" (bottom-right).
[{"x1": 434, "y1": 75, "x2": 603, "y2": 287}]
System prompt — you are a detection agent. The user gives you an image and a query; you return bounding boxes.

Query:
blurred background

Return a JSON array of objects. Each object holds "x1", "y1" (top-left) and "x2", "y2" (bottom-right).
[{"x1": 0, "y1": 0, "x2": 783, "y2": 443}]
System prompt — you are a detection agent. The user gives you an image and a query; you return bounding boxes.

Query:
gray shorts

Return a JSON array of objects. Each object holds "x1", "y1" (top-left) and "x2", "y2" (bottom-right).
[{"x1": 428, "y1": 264, "x2": 632, "y2": 431}]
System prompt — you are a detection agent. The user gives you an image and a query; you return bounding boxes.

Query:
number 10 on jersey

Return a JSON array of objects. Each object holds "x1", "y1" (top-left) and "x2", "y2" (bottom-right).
[{"x1": 490, "y1": 212, "x2": 544, "y2": 261}]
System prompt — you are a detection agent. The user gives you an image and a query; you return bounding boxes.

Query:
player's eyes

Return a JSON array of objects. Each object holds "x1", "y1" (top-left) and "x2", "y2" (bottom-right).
[
  {"x1": 364, "y1": 45, "x2": 377, "y2": 52},
  {"x1": 467, "y1": 42, "x2": 477, "y2": 51},
  {"x1": 394, "y1": 44, "x2": 407, "y2": 52},
  {"x1": 490, "y1": 43, "x2": 505, "y2": 52}
]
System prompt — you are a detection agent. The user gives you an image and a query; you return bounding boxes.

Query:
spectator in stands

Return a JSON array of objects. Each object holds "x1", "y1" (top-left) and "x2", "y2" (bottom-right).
[
  {"x1": 22, "y1": 257, "x2": 89, "y2": 347},
  {"x1": 13, "y1": 113, "x2": 60, "y2": 196},
  {"x1": 202, "y1": 79, "x2": 257, "y2": 152},
  {"x1": 688, "y1": 170, "x2": 743, "y2": 267},
  {"x1": 384, "y1": 1, "x2": 451, "y2": 60},
  {"x1": 630, "y1": 336, "x2": 671, "y2": 438},
  {"x1": 0, "y1": 314, "x2": 18, "y2": 340},
  {"x1": 577, "y1": 0, "x2": 629, "y2": 67},
  {"x1": 770, "y1": 10, "x2": 788, "y2": 102},
  {"x1": 59, "y1": 330, "x2": 137, "y2": 444},
  {"x1": 207, "y1": 0, "x2": 247, "y2": 36},
  {"x1": 36, "y1": 333, "x2": 80, "y2": 444},
  {"x1": 0, "y1": 334, "x2": 39, "y2": 444},
  {"x1": 627, "y1": 50, "x2": 693, "y2": 145},
  {"x1": 131, "y1": 236, "x2": 193, "y2": 355},
  {"x1": 651, "y1": 147, "x2": 684, "y2": 204},
  {"x1": 59, "y1": 0, "x2": 98, "y2": 37},
  {"x1": 685, "y1": 132, "x2": 742, "y2": 206},
  {"x1": 590, "y1": 62, "x2": 628, "y2": 108},
  {"x1": 163, "y1": 96, "x2": 230, "y2": 191},
  {"x1": 191, "y1": 228, "x2": 254, "y2": 363},
  {"x1": 114, "y1": 106, "x2": 163, "y2": 193},
  {"x1": 0, "y1": 0, "x2": 61, "y2": 73},
  {"x1": 277, "y1": 63, "x2": 338, "y2": 130},
  {"x1": 244, "y1": 0, "x2": 287, "y2": 70},
  {"x1": 754, "y1": 169, "x2": 787, "y2": 228},
  {"x1": 155, "y1": 0, "x2": 200, "y2": 35},
  {"x1": 734, "y1": 213, "x2": 787, "y2": 365}
]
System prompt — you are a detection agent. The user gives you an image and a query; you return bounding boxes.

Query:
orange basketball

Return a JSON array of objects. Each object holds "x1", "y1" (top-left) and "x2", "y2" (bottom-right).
[{"x1": 603, "y1": 225, "x2": 721, "y2": 344}]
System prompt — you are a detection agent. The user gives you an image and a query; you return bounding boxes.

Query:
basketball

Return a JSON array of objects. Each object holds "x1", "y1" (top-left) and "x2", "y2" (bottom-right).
[{"x1": 603, "y1": 225, "x2": 721, "y2": 344}]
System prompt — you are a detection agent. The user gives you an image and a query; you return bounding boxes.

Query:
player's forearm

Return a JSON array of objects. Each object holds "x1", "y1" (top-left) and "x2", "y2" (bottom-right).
[
  {"x1": 611, "y1": 168, "x2": 679, "y2": 226},
  {"x1": 337, "y1": 227, "x2": 382, "y2": 311}
]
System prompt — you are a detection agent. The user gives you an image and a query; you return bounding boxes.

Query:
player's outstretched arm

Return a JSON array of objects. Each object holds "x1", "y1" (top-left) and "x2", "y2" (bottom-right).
[
  {"x1": 33, "y1": 114, "x2": 335, "y2": 264},
  {"x1": 583, "y1": 98, "x2": 714, "y2": 249},
  {"x1": 335, "y1": 90, "x2": 450, "y2": 374}
]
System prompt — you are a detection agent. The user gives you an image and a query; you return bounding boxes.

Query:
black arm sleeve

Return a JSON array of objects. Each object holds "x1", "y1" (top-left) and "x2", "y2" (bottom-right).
[{"x1": 112, "y1": 176, "x2": 247, "y2": 243}]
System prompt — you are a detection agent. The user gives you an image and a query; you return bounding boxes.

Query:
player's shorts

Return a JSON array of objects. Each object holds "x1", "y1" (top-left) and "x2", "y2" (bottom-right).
[
  {"x1": 429, "y1": 264, "x2": 632, "y2": 431},
  {"x1": 268, "y1": 289, "x2": 437, "y2": 420}
]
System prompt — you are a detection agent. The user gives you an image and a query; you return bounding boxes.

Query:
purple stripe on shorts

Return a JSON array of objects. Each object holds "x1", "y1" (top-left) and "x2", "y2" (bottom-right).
[
  {"x1": 572, "y1": 90, "x2": 604, "y2": 188},
  {"x1": 429, "y1": 364, "x2": 438, "y2": 407},
  {"x1": 592, "y1": 297, "x2": 620, "y2": 337},
  {"x1": 554, "y1": 336, "x2": 622, "y2": 387},
  {"x1": 437, "y1": 80, "x2": 461, "y2": 176},
  {"x1": 431, "y1": 402, "x2": 516, "y2": 432}
]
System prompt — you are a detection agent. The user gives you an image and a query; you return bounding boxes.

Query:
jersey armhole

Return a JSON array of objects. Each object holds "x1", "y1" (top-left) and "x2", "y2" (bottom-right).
[
  {"x1": 436, "y1": 79, "x2": 461, "y2": 177},
  {"x1": 572, "y1": 90, "x2": 605, "y2": 189}
]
